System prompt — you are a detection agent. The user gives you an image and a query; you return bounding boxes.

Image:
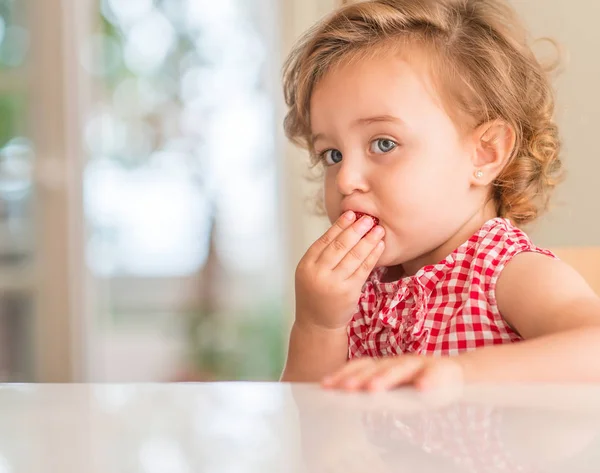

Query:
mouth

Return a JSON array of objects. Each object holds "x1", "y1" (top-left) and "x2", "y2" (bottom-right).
[{"x1": 354, "y1": 211, "x2": 380, "y2": 227}]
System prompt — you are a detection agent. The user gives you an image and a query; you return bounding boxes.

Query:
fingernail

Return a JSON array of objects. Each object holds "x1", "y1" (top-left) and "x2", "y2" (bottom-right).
[
  {"x1": 358, "y1": 217, "x2": 373, "y2": 230},
  {"x1": 344, "y1": 211, "x2": 355, "y2": 221},
  {"x1": 371, "y1": 226, "x2": 384, "y2": 237}
]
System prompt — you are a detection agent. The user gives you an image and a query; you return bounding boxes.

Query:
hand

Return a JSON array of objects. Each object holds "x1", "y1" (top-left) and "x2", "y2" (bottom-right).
[
  {"x1": 295, "y1": 211, "x2": 385, "y2": 330},
  {"x1": 322, "y1": 356, "x2": 465, "y2": 392}
]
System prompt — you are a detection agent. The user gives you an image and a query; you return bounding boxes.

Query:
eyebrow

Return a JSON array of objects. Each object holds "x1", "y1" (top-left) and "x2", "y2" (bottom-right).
[
  {"x1": 311, "y1": 115, "x2": 405, "y2": 145},
  {"x1": 354, "y1": 115, "x2": 404, "y2": 126}
]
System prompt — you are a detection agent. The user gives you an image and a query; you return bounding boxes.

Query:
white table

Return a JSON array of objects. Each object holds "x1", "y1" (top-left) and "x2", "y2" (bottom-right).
[{"x1": 0, "y1": 383, "x2": 599, "y2": 472}]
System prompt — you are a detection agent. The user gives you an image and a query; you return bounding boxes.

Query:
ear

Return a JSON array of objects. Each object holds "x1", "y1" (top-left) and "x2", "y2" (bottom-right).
[{"x1": 470, "y1": 120, "x2": 516, "y2": 186}]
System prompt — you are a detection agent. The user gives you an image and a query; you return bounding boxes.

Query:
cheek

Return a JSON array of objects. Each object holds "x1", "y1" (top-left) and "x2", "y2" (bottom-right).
[
  {"x1": 417, "y1": 137, "x2": 471, "y2": 184},
  {"x1": 323, "y1": 172, "x2": 339, "y2": 222},
  {"x1": 380, "y1": 149, "x2": 468, "y2": 211}
]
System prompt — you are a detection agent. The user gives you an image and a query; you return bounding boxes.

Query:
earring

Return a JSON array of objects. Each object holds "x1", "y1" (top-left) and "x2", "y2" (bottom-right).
[{"x1": 475, "y1": 170, "x2": 484, "y2": 179}]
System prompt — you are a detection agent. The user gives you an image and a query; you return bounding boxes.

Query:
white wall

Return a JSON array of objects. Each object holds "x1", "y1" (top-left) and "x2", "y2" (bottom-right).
[{"x1": 511, "y1": 0, "x2": 600, "y2": 247}]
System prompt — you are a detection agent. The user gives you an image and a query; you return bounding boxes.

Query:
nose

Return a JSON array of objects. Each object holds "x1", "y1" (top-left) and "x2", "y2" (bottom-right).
[{"x1": 335, "y1": 154, "x2": 369, "y2": 196}]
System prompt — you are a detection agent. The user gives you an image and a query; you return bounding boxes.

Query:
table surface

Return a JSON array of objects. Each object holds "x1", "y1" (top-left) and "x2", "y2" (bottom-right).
[{"x1": 1, "y1": 382, "x2": 600, "y2": 473}]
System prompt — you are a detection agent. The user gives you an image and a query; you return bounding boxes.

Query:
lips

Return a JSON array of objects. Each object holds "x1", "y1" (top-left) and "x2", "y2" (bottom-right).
[{"x1": 354, "y1": 211, "x2": 380, "y2": 227}]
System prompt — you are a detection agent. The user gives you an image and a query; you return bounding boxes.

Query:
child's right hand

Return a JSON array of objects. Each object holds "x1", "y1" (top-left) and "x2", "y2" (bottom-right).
[{"x1": 295, "y1": 211, "x2": 385, "y2": 331}]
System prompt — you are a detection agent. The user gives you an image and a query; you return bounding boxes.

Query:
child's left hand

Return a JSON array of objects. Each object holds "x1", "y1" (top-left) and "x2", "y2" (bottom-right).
[{"x1": 322, "y1": 355, "x2": 464, "y2": 391}]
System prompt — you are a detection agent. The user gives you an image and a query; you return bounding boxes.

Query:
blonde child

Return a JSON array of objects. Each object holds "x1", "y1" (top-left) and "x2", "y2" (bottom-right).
[{"x1": 280, "y1": 0, "x2": 600, "y2": 390}]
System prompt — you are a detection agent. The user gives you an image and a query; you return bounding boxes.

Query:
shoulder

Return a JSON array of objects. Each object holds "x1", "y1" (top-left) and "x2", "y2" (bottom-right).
[
  {"x1": 464, "y1": 218, "x2": 554, "y2": 288},
  {"x1": 475, "y1": 218, "x2": 553, "y2": 261},
  {"x1": 496, "y1": 250, "x2": 600, "y2": 338}
]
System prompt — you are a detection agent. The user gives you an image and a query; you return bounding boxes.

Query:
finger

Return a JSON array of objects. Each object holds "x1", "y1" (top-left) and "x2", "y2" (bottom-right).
[
  {"x1": 418, "y1": 379, "x2": 464, "y2": 408},
  {"x1": 304, "y1": 211, "x2": 356, "y2": 261},
  {"x1": 349, "y1": 238, "x2": 385, "y2": 281},
  {"x1": 325, "y1": 358, "x2": 388, "y2": 391},
  {"x1": 322, "y1": 358, "x2": 376, "y2": 389},
  {"x1": 334, "y1": 225, "x2": 385, "y2": 278},
  {"x1": 366, "y1": 357, "x2": 426, "y2": 392},
  {"x1": 415, "y1": 359, "x2": 464, "y2": 392},
  {"x1": 337, "y1": 359, "x2": 393, "y2": 391},
  {"x1": 316, "y1": 216, "x2": 376, "y2": 269}
]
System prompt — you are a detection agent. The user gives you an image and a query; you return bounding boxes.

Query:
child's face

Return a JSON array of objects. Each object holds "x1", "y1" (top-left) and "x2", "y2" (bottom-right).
[{"x1": 310, "y1": 51, "x2": 483, "y2": 268}]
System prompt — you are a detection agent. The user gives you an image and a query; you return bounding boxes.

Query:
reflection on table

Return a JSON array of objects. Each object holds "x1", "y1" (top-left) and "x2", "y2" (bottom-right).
[{"x1": 0, "y1": 383, "x2": 599, "y2": 473}]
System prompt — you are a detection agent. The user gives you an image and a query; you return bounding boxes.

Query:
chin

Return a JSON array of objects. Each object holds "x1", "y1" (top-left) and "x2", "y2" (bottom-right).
[
  {"x1": 376, "y1": 244, "x2": 411, "y2": 269},
  {"x1": 374, "y1": 252, "x2": 399, "y2": 269}
]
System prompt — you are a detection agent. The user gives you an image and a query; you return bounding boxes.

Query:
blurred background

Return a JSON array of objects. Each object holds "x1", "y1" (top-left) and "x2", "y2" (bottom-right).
[{"x1": 0, "y1": 0, "x2": 598, "y2": 383}]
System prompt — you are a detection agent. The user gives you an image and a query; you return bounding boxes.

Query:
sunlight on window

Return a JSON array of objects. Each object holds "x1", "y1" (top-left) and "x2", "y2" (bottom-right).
[
  {"x1": 85, "y1": 0, "x2": 280, "y2": 279},
  {"x1": 124, "y1": 9, "x2": 176, "y2": 75},
  {"x1": 84, "y1": 0, "x2": 285, "y2": 380},
  {"x1": 0, "y1": 16, "x2": 6, "y2": 45},
  {"x1": 85, "y1": 157, "x2": 211, "y2": 276},
  {"x1": 0, "y1": 138, "x2": 33, "y2": 201},
  {"x1": 103, "y1": 0, "x2": 153, "y2": 27},
  {"x1": 0, "y1": 25, "x2": 28, "y2": 67}
]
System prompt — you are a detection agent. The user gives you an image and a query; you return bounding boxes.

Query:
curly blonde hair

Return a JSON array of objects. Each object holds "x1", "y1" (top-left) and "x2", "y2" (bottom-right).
[{"x1": 283, "y1": 0, "x2": 563, "y2": 225}]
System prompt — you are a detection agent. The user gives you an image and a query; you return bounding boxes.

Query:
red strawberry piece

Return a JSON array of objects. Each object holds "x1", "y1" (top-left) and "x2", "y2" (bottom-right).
[{"x1": 354, "y1": 211, "x2": 380, "y2": 227}]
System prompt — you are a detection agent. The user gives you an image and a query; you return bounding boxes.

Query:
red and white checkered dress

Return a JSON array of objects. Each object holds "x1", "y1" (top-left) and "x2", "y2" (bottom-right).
[
  {"x1": 348, "y1": 218, "x2": 556, "y2": 359},
  {"x1": 363, "y1": 404, "x2": 540, "y2": 472}
]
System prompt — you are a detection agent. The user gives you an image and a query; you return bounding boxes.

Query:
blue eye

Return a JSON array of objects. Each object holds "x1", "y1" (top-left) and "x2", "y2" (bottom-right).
[
  {"x1": 370, "y1": 139, "x2": 397, "y2": 154},
  {"x1": 322, "y1": 149, "x2": 343, "y2": 165}
]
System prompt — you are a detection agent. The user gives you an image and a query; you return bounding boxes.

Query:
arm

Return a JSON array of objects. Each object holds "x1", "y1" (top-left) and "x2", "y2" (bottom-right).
[
  {"x1": 458, "y1": 252, "x2": 600, "y2": 383},
  {"x1": 281, "y1": 321, "x2": 348, "y2": 382},
  {"x1": 280, "y1": 211, "x2": 385, "y2": 382},
  {"x1": 322, "y1": 252, "x2": 600, "y2": 390}
]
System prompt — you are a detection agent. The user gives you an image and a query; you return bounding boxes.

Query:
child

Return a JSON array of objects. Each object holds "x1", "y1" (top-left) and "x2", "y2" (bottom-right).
[{"x1": 280, "y1": 0, "x2": 600, "y2": 391}]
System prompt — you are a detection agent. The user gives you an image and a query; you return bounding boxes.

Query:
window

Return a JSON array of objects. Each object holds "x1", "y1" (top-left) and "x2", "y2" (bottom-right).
[
  {"x1": 0, "y1": 0, "x2": 34, "y2": 381},
  {"x1": 84, "y1": 0, "x2": 286, "y2": 381}
]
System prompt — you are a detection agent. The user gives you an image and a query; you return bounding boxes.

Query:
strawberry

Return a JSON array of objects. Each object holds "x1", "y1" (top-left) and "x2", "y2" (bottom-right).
[{"x1": 354, "y1": 211, "x2": 380, "y2": 227}]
